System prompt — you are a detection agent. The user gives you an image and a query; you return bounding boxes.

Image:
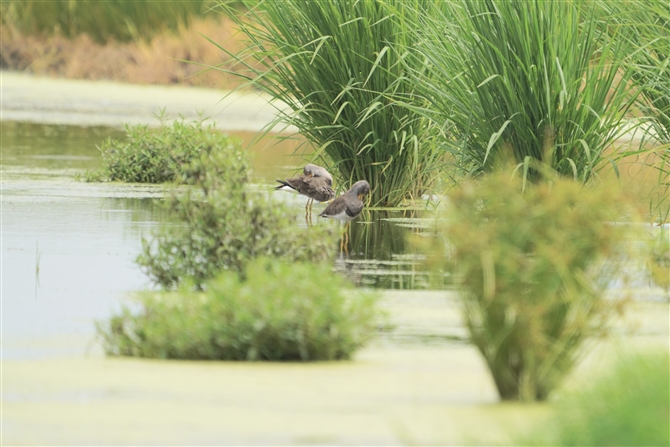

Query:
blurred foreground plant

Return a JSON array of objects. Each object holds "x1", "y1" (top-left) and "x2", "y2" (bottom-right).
[
  {"x1": 518, "y1": 351, "x2": 669, "y2": 445},
  {"x1": 137, "y1": 143, "x2": 336, "y2": 289},
  {"x1": 98, "y1": 258, "x2": 380, "y2": 361},
  {"x1": 647, "y1": 226, "x2": 670, "y2": 297},
  {"x1": 85, "y1": 117, "x2": 242, "y2": 184},
  {"x1": 426, "y1": 173, "x2": 638, "y2": 401}
]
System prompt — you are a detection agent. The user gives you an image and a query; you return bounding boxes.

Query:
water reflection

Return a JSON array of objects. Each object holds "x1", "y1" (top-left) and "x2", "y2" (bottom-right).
[
  {"x1": 0, "y1": 121, "x2": 311, "y2": 183},
  {"x1": 1, "y1": 121, "x2": 125, "y2": 170},
  {"x1": 334, "y1": 209, "x2": 435, "y2": 290}
]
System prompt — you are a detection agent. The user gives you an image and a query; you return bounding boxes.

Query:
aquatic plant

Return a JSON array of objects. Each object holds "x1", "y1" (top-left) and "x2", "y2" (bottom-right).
[
  {"x1": 409, "y1": 0, "x2": 639, "y2": 183},
  {"x1": 98, "y1": 258, "x2": 380, "y2": 361},
  {"x1": 518, "y1": 352, "x2": 669, "y2": 445},
  {"x1": 429, "y1": 173, "x2": 637, "y2": 401},
  {"x1": 84, "y1": 117, "x2": 243, "y2": 184},
  {"x1": 594, "y1": 0, "x2": 670, "y2": 222},
  {"x1": 137, "y1": 145, "x2": 336, "y2": 289},
  {"x1": 602, "y1": 0, "x2": 670, "y2": 143},
  {"x1": 218, "y1": 0, "x2": 442, "y2": 207}
]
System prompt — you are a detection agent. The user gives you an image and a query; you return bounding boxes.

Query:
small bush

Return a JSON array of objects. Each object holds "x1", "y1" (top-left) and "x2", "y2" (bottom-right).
[
  {"x1": 137, "y1": 146, "x2": 336, "y2": 289},
  {"x1": 97, "y1": 258, "x2": 380, "y2": 361},
  {"x1": 85, "y1": 118, "x2": 244, "y2": 184},
  {"x1": 429, "y1": 173, "x2": 636, "y2": 401},
  {"x1": 518, "y1": 352, "x2": 670, "y2": 446}
]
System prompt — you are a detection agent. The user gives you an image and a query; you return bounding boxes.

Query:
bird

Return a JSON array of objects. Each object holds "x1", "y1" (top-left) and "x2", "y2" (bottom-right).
[
  {"x1": 319, "y1": 180, "x2": 371, "y2": 252},
  {"x1": 276, "y1": 164, "x2": 335, "y2": 220}
]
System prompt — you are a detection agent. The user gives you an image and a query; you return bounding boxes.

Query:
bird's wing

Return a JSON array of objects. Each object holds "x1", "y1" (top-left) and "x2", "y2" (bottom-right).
[
  {"x1": 301, "y1": 177, "x2": 334, "y2": 201},
  {"x1": 345, "y1": 199, "x2": 364, "y2": 218},
  {"x1": 319, "y1": 194, "x2": 346, "y2": 217}
]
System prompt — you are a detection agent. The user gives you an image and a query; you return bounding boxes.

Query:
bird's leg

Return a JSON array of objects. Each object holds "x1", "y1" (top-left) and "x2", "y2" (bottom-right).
[
  {"x1": 310, "y1": 199, "x2": 316, "y2": 225},
  {"x1": 340, "y1": 222, "x2": 350, "y2": 256}
]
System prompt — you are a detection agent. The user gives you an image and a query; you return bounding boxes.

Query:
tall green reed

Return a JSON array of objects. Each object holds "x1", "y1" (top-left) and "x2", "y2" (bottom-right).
[
  {"x1": 1, "y1": 0, "x2": 215, "y2": 43},
  {"x1": 409, "y1": 0, "x2": 639, "y2": 183},
  {"x1": 595, "y1": 0, "x2": 670, "y2": 221},
  {"x1": 216, "y1": 0, "x2": 442, "y2": 207}
]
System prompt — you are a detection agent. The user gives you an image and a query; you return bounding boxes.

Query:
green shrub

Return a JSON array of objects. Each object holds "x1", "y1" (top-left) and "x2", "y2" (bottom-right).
[
  {"x1": 519, "y1": 352, "x2": 670, "y2": 446},
  {"x1": 429, "y1": 173, "x2": 637, "y2": 401},
  {"x1": 85, "y1": 118, "x2": 244, "y2": 184},
  {"x1": 219, "y1": 0, "x2": 442, "y2": 207},
  {"x1": 137, "y1": 147, "x2": 336, "y2": 289},
  {"x1": 97, "y1": 258, "x2": 380, "y2": 361},
  {"x1": 410, "y1": 0, "x2": 638, "y2": 183}
]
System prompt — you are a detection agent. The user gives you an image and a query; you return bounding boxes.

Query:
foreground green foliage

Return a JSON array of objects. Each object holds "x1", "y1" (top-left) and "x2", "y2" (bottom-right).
[
  {"x1": 429, "y1": 174, "x2": 636, "y2": 401},
  {"x1": 1, "y1": 0, "x2": 215, "y2": 43},
  {"x1": 137, "y1": 145, "x2": 336, "y2": 289},
  {"x1": 411, "y1": 0, "x2": 638, "y2": 182},
  {"x1": 85, "y1": 119, "x2": 243, "y2": 184},
  {"x1": 98, "y1": 259, "x2": 380, "y2": 361},
  {"x1": 519, "y1": 352, "x2": 669, "y2": 446},
  {"x1": 220, "y1": 0, "x2": 442, "y2": 206}
]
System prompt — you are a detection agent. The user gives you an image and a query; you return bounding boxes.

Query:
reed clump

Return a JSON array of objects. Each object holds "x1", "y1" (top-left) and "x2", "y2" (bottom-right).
[
  {"x1": 98, "y1": 258, "x2": 380, "y2": 361},
  {"x1": 410, "y1": 0, "x2": 638, "y2": 183},
  {"x1": 220, "y1": 0, "x2": 442, "y2": 207},
  {"x1": 429, "y1": 173, "x2": 637, "y2": 401}
]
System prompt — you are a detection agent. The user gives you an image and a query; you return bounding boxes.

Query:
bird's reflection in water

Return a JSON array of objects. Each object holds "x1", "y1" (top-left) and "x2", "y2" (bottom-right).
[{"x1": 333, "y1": 209, "x2": 437, "y2": 290}]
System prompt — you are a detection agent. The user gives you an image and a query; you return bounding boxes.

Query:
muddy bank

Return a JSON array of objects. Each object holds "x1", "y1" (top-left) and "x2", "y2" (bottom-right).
[
  {"x1": 1, "y1": 71, "x2": 287, "y2": 131},
  {"x1": 1, "y1": 16, "x2": 246, "y2": 89}
]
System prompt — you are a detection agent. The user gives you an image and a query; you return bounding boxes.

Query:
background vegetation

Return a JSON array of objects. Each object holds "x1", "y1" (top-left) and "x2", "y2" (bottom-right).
[
  {"x1": 0, "y1": 1, "x2": 246, "y2": 88},
  {"x1": 220, "y1": 0, "x2": 442, "y2": 207},
  {"x1": 1, "y1": 0, "x2": 215, "y2": 43},
  {"x1": 428, "y1": 173, "x2": 637, "y2": 401},
  {"x1": 409, "y1": 0, "x2": 639, "y2": 183},
  {"x1": 98, "y1": 258, "x2": 380, "y2": 361}
]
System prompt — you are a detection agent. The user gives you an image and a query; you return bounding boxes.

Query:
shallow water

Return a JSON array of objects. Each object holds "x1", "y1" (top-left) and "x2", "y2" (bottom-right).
[{"x1": 1, "y1": 122, "x2": 432, "y2": 359}]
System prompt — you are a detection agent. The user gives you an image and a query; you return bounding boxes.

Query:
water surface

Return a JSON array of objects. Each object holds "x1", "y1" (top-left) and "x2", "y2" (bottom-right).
[{"x1": 2, "y1": 122, "x2": 431, "y2": 359}]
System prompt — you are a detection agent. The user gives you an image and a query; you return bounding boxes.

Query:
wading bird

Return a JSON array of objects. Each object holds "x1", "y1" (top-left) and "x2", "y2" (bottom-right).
[
  {"x1": 276, "y1": 164, "x2": 335, "y2": 221},
  {"x1": 319, "y1": 180, "x2": 371, "y2": 252}
]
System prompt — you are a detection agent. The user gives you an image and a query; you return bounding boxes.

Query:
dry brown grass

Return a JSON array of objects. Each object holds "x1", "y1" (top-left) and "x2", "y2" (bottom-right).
[{"x1": 1, "y1": 17, "x2": 248, "y2": 89}]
